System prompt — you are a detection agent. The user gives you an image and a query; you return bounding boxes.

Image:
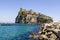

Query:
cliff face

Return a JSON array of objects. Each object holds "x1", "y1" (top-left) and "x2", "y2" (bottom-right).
[{"x1": 15, "y1": 8, "x2": 53, "y2": 24}]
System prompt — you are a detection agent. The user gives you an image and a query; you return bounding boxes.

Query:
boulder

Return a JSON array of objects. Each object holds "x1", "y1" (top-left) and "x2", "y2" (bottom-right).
[{"x1": 29, "y1": 22, "x2": 60, "y2": 40}]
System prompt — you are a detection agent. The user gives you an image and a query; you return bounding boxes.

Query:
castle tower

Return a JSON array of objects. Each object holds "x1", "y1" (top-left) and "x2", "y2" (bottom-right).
[{"x1": 28, "y1": 9, "x2": 34, "y2": 14}]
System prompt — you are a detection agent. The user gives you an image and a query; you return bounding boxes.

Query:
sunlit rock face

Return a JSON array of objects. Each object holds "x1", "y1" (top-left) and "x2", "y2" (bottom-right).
[
  {"x1": 29, "y1": 22, "x2": 60, "y2": 40},
  {"x1": 15, "y1": 8, "x2": 53, "y2": 24},
  {"x1": 39, "y1": 22, "x2": 60, "y2": 40}
]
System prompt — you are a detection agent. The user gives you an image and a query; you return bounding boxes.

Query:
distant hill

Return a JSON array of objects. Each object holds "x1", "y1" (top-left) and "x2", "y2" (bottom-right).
[{"x1": 15, "y1": 8, "x2": 53, "y2": 24}]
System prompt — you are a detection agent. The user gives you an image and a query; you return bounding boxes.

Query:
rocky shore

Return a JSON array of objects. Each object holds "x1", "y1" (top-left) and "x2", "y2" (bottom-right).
[{"x1": 29, "y1": 22, "x2": 60, "y2": 40}]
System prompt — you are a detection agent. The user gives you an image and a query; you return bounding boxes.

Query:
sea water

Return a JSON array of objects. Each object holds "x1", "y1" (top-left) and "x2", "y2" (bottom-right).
[{"x1": 0, "y1": 24, "x2": 40, "y2": 40}]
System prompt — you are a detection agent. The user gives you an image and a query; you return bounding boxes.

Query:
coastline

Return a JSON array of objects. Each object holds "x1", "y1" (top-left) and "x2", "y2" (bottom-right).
[{"x1": 29, "y1": 22, "x2": 60, "y2": 40}]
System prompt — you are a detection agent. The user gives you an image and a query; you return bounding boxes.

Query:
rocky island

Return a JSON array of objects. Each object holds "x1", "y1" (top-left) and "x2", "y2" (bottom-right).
[{"x1": 15, "y1": 8, "x2": 53, "y2": 24}]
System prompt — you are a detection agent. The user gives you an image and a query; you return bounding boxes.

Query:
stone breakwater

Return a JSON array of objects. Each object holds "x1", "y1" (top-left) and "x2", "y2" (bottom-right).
[{"x1": 29, "y1": 22, "x2": 60, "y2": 40}]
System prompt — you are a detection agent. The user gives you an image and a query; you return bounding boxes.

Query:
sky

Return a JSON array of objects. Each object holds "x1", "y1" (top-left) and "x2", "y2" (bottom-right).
[{"x1": 0, "y1": 0, "x2": 60, "y2": 23}]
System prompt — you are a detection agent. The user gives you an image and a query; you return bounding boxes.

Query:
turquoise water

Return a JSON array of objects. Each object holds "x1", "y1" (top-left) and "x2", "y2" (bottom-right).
[{"x1": 0, "y1": 24, "x2": 40, "y2": 40}]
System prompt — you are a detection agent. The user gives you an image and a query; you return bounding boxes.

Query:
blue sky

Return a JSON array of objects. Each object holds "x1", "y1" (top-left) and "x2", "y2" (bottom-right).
[{"x1": 0, "y1": 0, "x2": 60, "y2": 23}]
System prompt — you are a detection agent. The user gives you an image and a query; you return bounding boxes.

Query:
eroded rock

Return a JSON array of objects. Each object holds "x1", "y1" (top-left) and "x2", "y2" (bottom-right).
[{"x1": 29, "y1": 22, "x2": 60, "y2": 40}]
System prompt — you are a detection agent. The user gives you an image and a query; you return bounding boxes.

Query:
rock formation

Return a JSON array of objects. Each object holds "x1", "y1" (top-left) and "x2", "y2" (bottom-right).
[
  {"x1": 29, "y1": 22, "x2": 60, "y2": 40},
  {"x1": 15, "y1": 8, "x2": 53, "y2": 24}
]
